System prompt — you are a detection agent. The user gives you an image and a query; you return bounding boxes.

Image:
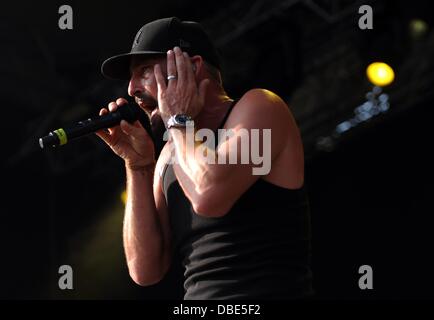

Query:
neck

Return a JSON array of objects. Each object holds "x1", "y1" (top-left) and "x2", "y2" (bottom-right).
[{"x1": 195, "y1": 81, "x2": 233, "y2": 131}]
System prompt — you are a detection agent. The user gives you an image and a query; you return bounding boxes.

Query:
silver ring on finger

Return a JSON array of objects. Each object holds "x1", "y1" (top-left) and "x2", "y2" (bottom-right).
[{"x1": 167, "y1": 75, "x2": 177, "y2": 81}]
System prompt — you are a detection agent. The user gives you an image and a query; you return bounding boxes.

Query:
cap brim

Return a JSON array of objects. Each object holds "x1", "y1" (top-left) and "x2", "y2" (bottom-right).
[{"x1": 101, "y1": 51, "x2": 165, "y2": 80}]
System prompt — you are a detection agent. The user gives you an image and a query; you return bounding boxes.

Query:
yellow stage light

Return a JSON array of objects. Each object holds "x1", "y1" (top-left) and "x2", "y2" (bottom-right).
[
  {"x1": 366, "y1": 62, "x2": 395, "y2": 87},
  {"x1": 409, "y1": 19, "x2": 428, "y2": 38},
  {"x1": 121, "y1": 190, "x2": 127, "y2": 205}
]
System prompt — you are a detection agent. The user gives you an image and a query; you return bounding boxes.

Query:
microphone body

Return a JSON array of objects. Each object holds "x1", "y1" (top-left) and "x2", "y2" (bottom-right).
[{"x1": 39, "y1": 103, "x2": 146, "y2": 149}]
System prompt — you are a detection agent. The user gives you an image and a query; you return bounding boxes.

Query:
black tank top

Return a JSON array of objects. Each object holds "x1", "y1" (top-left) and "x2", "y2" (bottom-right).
[{"x1": 161, "y1": 101, "x2": 313, "y2": 300}]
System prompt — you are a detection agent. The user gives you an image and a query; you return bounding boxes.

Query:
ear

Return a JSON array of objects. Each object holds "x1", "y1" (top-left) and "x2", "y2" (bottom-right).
[{"x1": 190, "y1": 55, "x2": 203, "y2": 74}]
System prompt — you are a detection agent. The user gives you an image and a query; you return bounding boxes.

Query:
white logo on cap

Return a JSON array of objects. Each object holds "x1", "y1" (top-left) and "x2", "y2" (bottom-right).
[{"x1": 133, "y1": 29, "x2": 143, "y2": 48}]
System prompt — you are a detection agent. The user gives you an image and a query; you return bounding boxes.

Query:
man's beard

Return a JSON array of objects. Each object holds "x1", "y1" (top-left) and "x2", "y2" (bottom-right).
[
  {"x1": 134, "y1": 92, "x2": 166, "y2": 155},
  {"x1": 134, "y1": 92, "x2": 158, "y2": 114}
]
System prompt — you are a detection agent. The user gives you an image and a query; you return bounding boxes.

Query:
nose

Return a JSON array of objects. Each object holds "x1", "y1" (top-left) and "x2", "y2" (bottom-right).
[{"x1": 128, "y1": 74, "x2": 142, "y2": 97}]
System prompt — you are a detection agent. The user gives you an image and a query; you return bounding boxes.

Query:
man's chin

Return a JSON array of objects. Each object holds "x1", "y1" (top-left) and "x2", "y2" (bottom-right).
[
  {"x1": 136, "y1": 99, "x2": 157, "y2": 113},
  {"x1": 140, "y1": 105, "x2": 155, "y2": 114}
]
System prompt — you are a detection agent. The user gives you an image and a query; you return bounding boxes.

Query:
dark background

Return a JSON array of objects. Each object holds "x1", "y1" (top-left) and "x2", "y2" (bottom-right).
[{"x1": 1, "y1": 0, "x2": 433, "y2": 299}]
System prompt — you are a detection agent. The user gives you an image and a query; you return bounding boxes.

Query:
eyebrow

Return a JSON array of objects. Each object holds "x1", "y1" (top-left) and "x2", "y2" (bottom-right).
[
  {"x1": 129, "y1": 56, "x2": 165, "y2": 73},
  {"x1": 130, "y1": 62, "x2": 151, "y2": 74}
]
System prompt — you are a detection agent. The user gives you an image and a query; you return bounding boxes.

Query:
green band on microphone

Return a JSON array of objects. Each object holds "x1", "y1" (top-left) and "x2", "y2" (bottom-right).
[{"x1": 53, "y1": 128, "x2": 68, "y2": 146}]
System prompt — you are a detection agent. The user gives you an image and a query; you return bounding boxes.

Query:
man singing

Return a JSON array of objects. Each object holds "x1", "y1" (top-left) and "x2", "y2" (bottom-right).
[{"x1": 97, "y1": 17, "x2": 313, "y2": 299}]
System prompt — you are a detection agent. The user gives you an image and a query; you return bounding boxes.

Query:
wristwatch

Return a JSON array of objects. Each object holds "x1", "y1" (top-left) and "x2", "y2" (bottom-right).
[{"x1": 166, "y1": 114, "x2": 193, "y2": 129}]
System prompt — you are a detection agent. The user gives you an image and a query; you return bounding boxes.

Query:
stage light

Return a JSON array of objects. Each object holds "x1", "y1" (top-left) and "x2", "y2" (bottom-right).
[
  {"x1": 366, "y1": 62, "x2": 395, "y2": 87},
  {"x1": 409, "y1": 19, "x2": 428, "y2": 39},
  {"x1": 121, "y1": 190, "x2": 127, "y2": 205}
]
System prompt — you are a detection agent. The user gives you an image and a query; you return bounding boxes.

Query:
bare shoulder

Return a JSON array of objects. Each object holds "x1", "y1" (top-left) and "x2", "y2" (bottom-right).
[
  {"x1": 225, "y1": 88, "x2": 295, "y2": 135},
  {"x1": 231, "y1": 89, "x2": 293, "y2": 122},
  {"x1": 238, "y1": 90, "x2": 304, "y2": 188},
  {"x1": 241, "y1": 88, "x2": 286, "y2": 104},
  {"x1": 241, "y1": 89, "x2": 288, "y2": 108}
]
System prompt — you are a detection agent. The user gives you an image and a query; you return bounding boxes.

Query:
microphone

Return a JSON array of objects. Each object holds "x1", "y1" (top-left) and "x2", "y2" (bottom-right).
[{"x1": 39, "y1": 103, "x2": 151, "y2": 149}]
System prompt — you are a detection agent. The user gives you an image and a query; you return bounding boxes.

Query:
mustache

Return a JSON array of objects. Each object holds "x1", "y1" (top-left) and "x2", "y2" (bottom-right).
[{"x1": 134, "y1": 92, "x2": 158, "y2": 109}]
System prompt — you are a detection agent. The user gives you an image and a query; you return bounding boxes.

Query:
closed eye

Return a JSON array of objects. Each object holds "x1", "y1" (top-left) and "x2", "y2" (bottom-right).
[{"x1": 141, "y1": 65, "x2": 152, "y2": 74}]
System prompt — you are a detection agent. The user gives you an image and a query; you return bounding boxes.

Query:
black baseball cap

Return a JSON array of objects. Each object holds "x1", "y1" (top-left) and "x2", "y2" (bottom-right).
[{"x1": 101, "y1": 17, "x2": 221, "y2": 80}]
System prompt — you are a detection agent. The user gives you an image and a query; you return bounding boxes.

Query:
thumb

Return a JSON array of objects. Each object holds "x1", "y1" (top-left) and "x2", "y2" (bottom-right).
[{"x1": 120, "y1": 120, "x2": 139, "y2": 137}]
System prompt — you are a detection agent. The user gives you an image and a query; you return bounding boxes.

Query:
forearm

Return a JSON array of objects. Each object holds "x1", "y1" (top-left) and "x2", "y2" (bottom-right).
[
  {"x1": 123, "y1": 165, "x2": 167, "y2": 285},
  {"x1": 170, "y1": 127, "x2": 228, "y2": 195},
  {"x1": 168, "y1": 121, "x2": 273, "y2": 217}
]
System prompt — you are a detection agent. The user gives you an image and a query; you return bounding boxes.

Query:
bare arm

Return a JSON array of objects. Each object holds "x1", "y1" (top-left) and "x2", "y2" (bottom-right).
[
  {"x1": 153, "y1": 48, "x2": 291, "y2": 217},
  {"x1": 96, "y1": 98, "x2": 171, "y2": 286},
  {"x1": 168, "y1": 89, "x2": 291, "y2": 217},
  {"x1": 123, "y1": 164, "x2": 171, "y2": 286}
]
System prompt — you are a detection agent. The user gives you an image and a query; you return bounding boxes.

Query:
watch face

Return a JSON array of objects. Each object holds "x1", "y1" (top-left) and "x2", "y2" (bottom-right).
[
  {"x1": 168, "y1": 114, "x2": 192, "y2": 128},
  {"x1": 175, "y1": 114, "x2": 189, "y2": 124}
]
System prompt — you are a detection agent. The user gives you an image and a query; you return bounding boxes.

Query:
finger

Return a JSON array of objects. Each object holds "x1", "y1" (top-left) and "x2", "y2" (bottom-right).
[
  {"x1": 120, "y1": 120, "x2": 146, "y2": 138},
  {"x1": 99, "y1": 108, "x2": 116, "y2": 134},
  {"x1": 183, "y1": 52, "x2": 195, "y2": 84},
  {"x1": 132, "y1": 119, "x2": 144, "y2": 129},
  {"x1": 95, "y1": 129, "x2": 113, "y2": 145},
  {"x1": 108, "y1": 102, "x2": 118, "y2": 112},
  {"x1": 174, "y1": 46, "x2": 187, "y2": 85},
  {"x1": 166, "y1": 49, "x2": 177, "y2": 89},
  {"x1": 100, "y1": 106, "x2": 121, "y2": 135},
  {"x1": 99, "y1": 108, "x2": 108, "y2": 116},
  {"x1": 106, "y1": 103, "x2": 121, "y2": 134},
  {"x1": 154, "y1": 64, "x2": 167, "y2": 94},
  {"x1": 116, "y1": 97, "x2": 129, "y2": 106}
]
